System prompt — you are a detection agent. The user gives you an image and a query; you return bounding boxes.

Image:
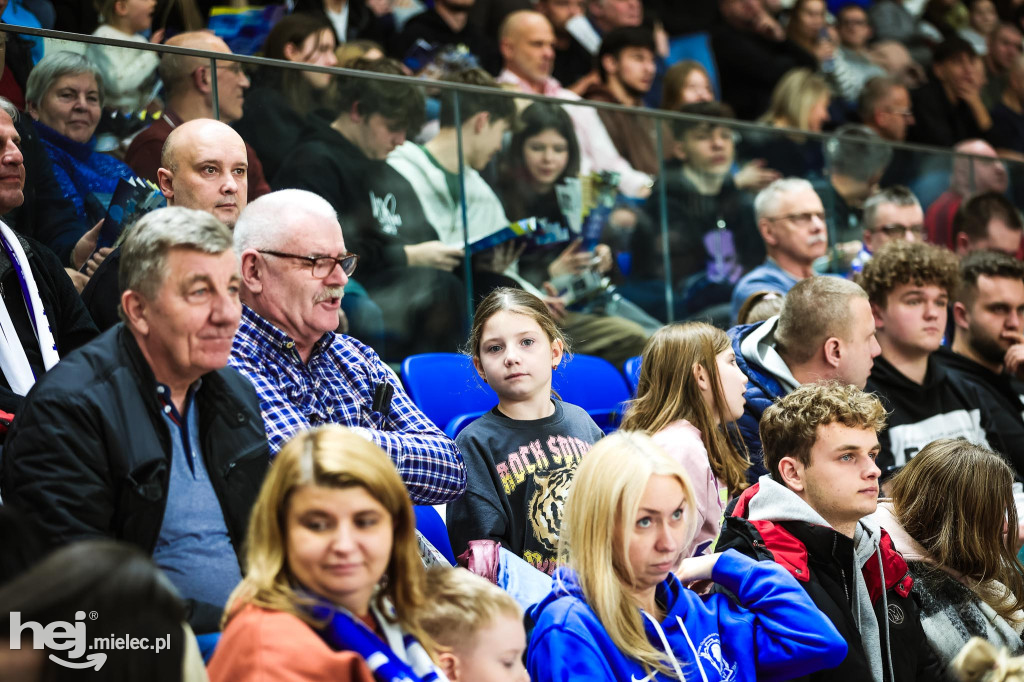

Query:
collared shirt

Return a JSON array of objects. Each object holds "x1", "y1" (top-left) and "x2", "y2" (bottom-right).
[
  {"x1": 152, "y1": 381, "x2": 241, "y2": 609},
  {"x1": 229, "y1": 305, "x2": 466, "y2": 504}
]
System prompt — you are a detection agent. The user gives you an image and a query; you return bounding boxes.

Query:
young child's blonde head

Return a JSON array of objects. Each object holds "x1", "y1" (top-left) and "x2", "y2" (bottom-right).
[{"x1": 419, "y1": 568, "x2": 529, "y2": 682}]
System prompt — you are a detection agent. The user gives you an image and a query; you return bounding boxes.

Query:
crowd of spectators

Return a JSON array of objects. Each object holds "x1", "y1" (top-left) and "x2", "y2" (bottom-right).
[{"x1": 3, "y1": 0, "x2": 1024, "y2": 680}]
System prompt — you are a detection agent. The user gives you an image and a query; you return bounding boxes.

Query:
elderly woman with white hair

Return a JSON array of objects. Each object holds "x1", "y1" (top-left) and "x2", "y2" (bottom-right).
[{"x1": 25, "y1": 51, "x2": 140, "y2": 225}]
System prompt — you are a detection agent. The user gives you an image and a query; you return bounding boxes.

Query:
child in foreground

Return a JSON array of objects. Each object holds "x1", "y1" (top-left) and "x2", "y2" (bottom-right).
[
  {"x1": 420, "y1": 567, "x2": 530, "y2": 682},
  {"x1": 447, "y1": 288, "x2": 603, "y2": 575}
]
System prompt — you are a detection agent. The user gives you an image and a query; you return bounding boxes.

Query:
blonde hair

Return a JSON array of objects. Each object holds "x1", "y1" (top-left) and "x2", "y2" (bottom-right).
[
  {"x1": 418, "y1": 568, "x2": 522, "y2": 651},
  {"x1": 223, "y1": 425, "x2": 437, "y2": 657},
  {"x1": 558, "y1": 431, "x2": 698, "y2": 677},
  {"x1": 760, "y1": 68, "x2": 831, "y2": 131},
  {"x1": 953, "y1": 638, "x2": 1024, "y2": 682},
  {"x1": 661, "y1": 60, "x2": 711, "y2": 111},
  {"x1": 620, "y1": 323, "x2": 750, "y2": 496},
  {"x1": 890, "y1": 439, "x2": 1024, "y2": 623}
]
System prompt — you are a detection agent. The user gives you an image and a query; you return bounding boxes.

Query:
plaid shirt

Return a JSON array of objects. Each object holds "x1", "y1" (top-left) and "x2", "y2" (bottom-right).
[{"x1": 229, "y1": 305, "x2": 466, "y2": 504}]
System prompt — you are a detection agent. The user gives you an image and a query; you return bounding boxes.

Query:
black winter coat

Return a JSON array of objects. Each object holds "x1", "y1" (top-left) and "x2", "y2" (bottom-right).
[
  {"x1": 717, "y1": 485, "x2": 943, "y2": 682},
  {"x1": 0, "y1": 325, "x2": 269, "y2": 625}
]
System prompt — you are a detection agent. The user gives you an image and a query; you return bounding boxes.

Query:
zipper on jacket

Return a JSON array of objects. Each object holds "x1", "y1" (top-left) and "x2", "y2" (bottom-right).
[{"x1": 833, "y1": 534, "x2": 851, "y2": 604}]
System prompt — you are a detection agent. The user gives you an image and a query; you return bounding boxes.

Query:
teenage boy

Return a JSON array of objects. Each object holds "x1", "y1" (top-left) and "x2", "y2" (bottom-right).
[
  {"x1": 717, "y1": 381, "x2": 940, "y2": 681},
  {"x1": 860, "y1": 240, "x2": 1001, "y2": 468}
]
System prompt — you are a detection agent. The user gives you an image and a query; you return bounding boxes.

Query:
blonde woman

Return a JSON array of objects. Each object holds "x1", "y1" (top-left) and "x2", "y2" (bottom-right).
[
  {"x1": 207, "y1": 425, "x2": 447, "y2": 682},
  {"x1": 526, "y1": 431, "x2": 847, "y2": 682},
  {"x1": 621, "y1": 323, "x2": 751, "y2": 558},
  {"x1": 741, "y1": 68, "x2": 832, "y2": 179},
  {"x1": 874, "y1": 439, "x2": 1024, "y2": 679}
]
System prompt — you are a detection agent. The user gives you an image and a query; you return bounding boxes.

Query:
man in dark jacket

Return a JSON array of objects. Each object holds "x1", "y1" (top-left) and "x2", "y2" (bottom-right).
[
  {"x1": 933, "y1": 249, "x2": 1024, "y2": 478},
  {"x1": 861, "y1": 241, "x2": 1011, "y2": 470},
  {"x1": 717, "y1": 381, "x2": 941, "y2": 681},
  {"x1": 729, "y1": 275, "x2": 881, "y2": 479},
  {"x1": 274, "y1": 57, "x2": 466, "y2": 358},
  {"x1": 0, "y1": 99, "x2": 96, "y2": 420},
  {"x1": 1, "y1": 206, "x2": 269, "y2": 633}
]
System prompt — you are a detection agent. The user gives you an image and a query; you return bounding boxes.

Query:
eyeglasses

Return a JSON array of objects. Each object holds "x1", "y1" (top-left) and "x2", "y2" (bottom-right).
[
  {"x1": 258, "y1": 250, "x2": 359, "y2": 278},
  {"x1": 217, "y1": 63, "x2": 247, "y2": 77},
  {"x1": 875, "y1": 223, "x2": 925, "y2": 238},
  {"x1": 765, "y1": 211, "x2": 826, "y2": 227},
  {"x1": 884, "y1": 107, "x2": 914, "y2": 119}
]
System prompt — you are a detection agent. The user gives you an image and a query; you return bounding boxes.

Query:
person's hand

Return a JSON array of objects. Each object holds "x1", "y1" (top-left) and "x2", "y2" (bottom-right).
[
  {"x1": 64, "y1": 267, "x2": 89, "y2": 294},
  {"x1": 476, "y1": 241, "x2": 525, "y2": 274},
  {"x1": 83, "y1": 246, "x2": 111, "y2": 278},
  {"x1": 71, "y1": 219, "x2": 104, "y2": 270},
  {"x1": 542, "y1": 282, "x2": 567, "y2": 323},
  {"x1": 1002, "y1": 333, "x2": 1024, "y2": 378},
  {"x1": 653, "y1": 22, "x2": 670, "y2": 58},
  {"x1": 547, "y1": 239, "x2": 593, "y2": 278},
  {"x1": 734, "y1": 159, "x2": 781, "y2": 192},
  {"x1": 150, "y1": 28, "x2": 165, "y2": 44},
  {"x1": 752, "y1": 11, "x2": 785, "y2": 41},
  {"x1": 567, "y1": 70, "x2": 601, "y2": 96},
  {"x1": 404, "y1": 241, "x2": 464, "y2": 271},
  {"x1": 593, "y1": 243, "x2": 613, "y2": 274},
  {"x1": 677, "y1": 553, "x2": 720, "y2": 583},
  {"x1": 814, "y1": 29, "x2": 837, "y2": 64}
]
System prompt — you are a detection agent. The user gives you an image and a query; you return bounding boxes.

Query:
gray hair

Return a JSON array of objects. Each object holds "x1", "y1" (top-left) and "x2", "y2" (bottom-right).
[
  {"x1": 25, "y1": 51, "x2": 105, "y2": 108},
  {"x1": 775, "y1": 276, "x2": 869, "y2": 365},
  {"x1": 119, "y1": 207, "x2": 234, "y2": 310},
  {"x1": 825, "y1": 124, "x2": 893, "y2": 183},
  {"x1": 233, "y1": 189, "x2": 340, "y2": 254},
  {"x1": 862, "y1": 185, "x2": 921, "y2": 231},
  {"x1": 754, "y1": 177, "x2": 816, "y2": 223},
  {"x1": 0, "y1": 96, "x2": 18, "y2": 123}
]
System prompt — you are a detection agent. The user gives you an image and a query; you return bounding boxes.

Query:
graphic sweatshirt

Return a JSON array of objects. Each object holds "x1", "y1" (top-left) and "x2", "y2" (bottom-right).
[{"x1": 447, "y1": 400, "x2": 603, "y2": 574}]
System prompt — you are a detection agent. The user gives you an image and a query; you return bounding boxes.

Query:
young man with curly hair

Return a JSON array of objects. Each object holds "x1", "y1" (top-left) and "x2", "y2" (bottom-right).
[
  {"x1": 717, "y1": 382, "x2": 941, "y2": 682},
  {"x1": 858, "y1": 240, "x2": 1004, "y2": 470}
]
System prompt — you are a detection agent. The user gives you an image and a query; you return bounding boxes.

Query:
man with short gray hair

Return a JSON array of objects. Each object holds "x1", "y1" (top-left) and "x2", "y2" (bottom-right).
[
  {"x1": 849, "y1": 185, "x2": 924, "y2": 273},
  {"x1": 1, "y1": 206, "x2": 269, "y2": 633},
  {"x1": 729, "y1": 177, "x2": 828, "y2": 322},
  {"x1": 728, "y1": 275, "x2": 881, "y2": 479},
  {"x1": 229, "y1": 189, "x2": 466, "y2": 504}
]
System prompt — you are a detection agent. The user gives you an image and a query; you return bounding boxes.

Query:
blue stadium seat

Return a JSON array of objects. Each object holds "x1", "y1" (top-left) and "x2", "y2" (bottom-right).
[
  {"x1": 553, "y1": 354, "x2": 632, "y2": 433},
  {"x1": 623, "y1": 355, "x2": 642, "y2": 396},
  {"x1": 400, "y1": 353, "x2": 496, "y2": 434},
  {"x1": 414, "y1": 505, "x2": 456, "y2": 565}
]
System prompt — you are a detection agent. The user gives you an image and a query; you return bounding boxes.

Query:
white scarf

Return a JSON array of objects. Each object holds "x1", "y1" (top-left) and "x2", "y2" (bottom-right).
[{"x1": 0, "y1": 220, "x2": 60, "y2": 395}]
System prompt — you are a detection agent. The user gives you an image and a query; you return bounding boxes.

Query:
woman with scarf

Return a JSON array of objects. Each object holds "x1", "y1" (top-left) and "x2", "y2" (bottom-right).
[
  {"x1": 24, "y1": 51, "x2": 140, "y2": 226},
  {"x1": 208, "y1": 425, "x2": 447, "y2": 682},
  {"x1": 873, "y1": 438, "x2": 1024, "y2": 680}
]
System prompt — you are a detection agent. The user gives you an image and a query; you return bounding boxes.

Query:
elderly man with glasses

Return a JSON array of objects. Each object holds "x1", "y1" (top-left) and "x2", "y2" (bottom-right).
[
  {"x1": 730, "y1": 177, "x2": 828, "y2": 323},
  {"x1": 229, "y1": 189, "x2": 466, "y2": 505},
  {"x1": 849, "y1": 185, "x2": 925, "y2": 274}
]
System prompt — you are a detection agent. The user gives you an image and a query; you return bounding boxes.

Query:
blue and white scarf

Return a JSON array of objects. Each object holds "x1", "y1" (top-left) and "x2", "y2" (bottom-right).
[{"x1": 310, "y1": 598, "x2": 447, "y2": 682}]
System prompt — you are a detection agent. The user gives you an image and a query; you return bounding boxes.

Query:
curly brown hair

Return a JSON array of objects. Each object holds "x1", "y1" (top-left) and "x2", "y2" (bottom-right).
[
  {"x1": 856, "y1": 240, "x2": 960, "y2": 308},
  {"x1": 760, "y1": 381, "x2": 887, "y2": 481}
]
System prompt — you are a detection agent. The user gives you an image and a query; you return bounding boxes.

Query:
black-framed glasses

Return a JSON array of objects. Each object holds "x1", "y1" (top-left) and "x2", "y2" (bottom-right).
[
  {"x1": 875, "y1": 223, "x2": 925, "y2": 239},
  {"x1": 258, "y1": 250, "x2": 359, "y2": 278}
]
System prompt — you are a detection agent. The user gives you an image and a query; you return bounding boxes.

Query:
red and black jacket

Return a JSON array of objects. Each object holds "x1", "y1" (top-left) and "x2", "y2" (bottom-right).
[{"x1": 716, "y1": 484, "x2": 942, "y2": 682}]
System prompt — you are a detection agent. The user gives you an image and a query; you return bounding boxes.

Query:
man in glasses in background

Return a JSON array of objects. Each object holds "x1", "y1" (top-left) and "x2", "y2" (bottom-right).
[
  {"x1": 729, "y1": 177, "x2": 828, "y2": 323},
  {"x1": 229, "y1": 189, "x2": 467, "y2": 505},
  {"x1": 124, "y1": 30, "x2": 271, "y2": 200},
  {"x1": 849, "y1": 185, "x2": 925, "y2": 274}
]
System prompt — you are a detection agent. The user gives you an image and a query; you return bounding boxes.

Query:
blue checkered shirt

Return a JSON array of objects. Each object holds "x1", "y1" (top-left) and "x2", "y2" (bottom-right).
[{"x1": 229, "y1": 305, "x2": 466, "y2": 504}]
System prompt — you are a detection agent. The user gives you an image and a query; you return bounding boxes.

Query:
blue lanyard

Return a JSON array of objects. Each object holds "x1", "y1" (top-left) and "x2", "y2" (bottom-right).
[{"x1": 0, "y1": 232, "x2": 42, "y2": 357}]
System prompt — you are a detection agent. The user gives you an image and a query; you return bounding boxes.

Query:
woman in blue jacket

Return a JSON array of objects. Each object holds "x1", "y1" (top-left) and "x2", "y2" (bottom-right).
[{"x1": 527, "y1": 431, "x2": 847, "y2": 682}]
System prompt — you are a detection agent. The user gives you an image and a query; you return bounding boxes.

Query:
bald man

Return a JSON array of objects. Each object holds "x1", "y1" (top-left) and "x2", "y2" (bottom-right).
[
  {"x1": 83, "y1": 119, "x2": 251, "y2": 331},
  {"x1": 124, "y1": 31, "x2": 270, "y2": 200},
  {"x1": 924, "y1": 139, "x2": 1009, "y2": 249}
]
